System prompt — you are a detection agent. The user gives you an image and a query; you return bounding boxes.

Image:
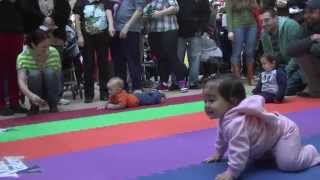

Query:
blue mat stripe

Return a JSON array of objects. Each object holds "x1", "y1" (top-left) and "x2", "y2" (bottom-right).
[{"x1": 139, "y1": 135, "x2": 320, "y2": 180}]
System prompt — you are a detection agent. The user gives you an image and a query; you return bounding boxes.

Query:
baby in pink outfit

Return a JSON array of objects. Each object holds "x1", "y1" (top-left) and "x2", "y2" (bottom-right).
[{"x1": 202, "y1": 77, "x2": 320, "y2": 180}]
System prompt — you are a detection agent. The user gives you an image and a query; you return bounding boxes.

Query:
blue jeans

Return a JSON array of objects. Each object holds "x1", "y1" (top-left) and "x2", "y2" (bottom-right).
[
  {"x1": 27, "y1": 69, "x2": 61, "y2": 107},
  {"x1": 134, "y1": 91, "x2": 161, "y2": 106},
  {"x1": 231, "y1": 26, "x2": 257, "y2": 65},
  {"x1": 177, "y1": 36, "x2": 202, "y2": 85}
]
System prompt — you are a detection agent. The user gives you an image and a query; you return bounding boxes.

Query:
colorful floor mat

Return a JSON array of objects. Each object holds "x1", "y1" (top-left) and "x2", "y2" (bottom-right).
[{"x1": 0, "y1": 96, "x2": 319, "y2": 180}]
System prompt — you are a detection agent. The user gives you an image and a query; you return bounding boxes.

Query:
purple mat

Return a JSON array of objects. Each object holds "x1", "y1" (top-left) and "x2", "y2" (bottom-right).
[{"x1": 10, "y1": 108, "x2": 320, "y2": 180}]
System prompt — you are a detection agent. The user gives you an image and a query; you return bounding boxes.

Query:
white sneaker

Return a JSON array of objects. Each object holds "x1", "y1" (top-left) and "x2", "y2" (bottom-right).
[
  {"x1": 58, "y1": 98, "x2": 71, "y2": 105},
  {"x1": 180, "y1": 87, "x2": 189, "y2": 93}
]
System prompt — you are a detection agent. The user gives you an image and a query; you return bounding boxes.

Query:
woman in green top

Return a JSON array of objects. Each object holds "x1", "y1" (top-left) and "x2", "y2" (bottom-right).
[
  {"x1": 226, "y1": 0, "x2": 258, "y2": 85},
  {"x1": 17, "y1": 29, "x2": 62, "y2": 115}
]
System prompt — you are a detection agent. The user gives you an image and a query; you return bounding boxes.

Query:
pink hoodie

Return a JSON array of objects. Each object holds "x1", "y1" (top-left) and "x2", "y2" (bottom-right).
[{"x1": 215, "y1": 95, "x2": 297, "y2": 178}]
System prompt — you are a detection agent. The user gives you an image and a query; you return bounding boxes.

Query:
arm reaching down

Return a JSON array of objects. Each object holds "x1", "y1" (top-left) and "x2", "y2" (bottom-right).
[{"x1": 224, "y1": 119, "x2": 250, "y2": 178}]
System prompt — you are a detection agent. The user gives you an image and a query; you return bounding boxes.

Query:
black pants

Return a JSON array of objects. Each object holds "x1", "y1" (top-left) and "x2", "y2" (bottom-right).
[
  {"x1": 83, "y1": 32, "x2": 110, "y2": 99},
  {"x1": 295, "y1": 54, "x2": 320, "y2": 97},
  {"x1": 110, "y1": 32, "x2": 143, "y2": 91},
  {"x1": 149, "y1": 30, "x2": 187, "y2": 83}
]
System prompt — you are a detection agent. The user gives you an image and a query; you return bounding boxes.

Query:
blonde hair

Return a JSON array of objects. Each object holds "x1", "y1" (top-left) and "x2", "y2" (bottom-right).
[
  {"x1": 229, "y1": 0, "x2": 258, "y2": 12},
  {"x1": 108, "y1": 77, "x2": 124, "y2": 89}
]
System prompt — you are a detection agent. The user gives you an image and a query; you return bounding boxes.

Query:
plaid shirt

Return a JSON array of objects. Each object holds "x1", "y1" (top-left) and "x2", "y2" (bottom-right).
[{"x1": 147, "y1": 0, "x2": 179, "y2": 32}]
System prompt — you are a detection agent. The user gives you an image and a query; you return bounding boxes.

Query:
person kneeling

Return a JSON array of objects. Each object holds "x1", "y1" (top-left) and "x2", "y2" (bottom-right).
[
  {"x1": 17, "y1": 29, "x2": 62, "y2": 115},
  {"x1": 101, "y1": 77, "x2": 165, "y2": 110}
]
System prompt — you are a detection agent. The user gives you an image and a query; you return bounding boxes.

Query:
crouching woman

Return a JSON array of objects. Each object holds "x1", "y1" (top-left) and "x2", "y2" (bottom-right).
[{"x1": 17, "y1": 28, "x2": 62, "y2": 115}]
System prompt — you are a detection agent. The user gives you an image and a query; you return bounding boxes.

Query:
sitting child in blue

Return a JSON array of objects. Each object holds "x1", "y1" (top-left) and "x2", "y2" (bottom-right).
[{"x1": 252, "y1": 54, "x2": 287, "y2": 103}]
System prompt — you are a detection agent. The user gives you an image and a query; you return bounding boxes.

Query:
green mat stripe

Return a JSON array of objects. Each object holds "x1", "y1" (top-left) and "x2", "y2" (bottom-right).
[{"x1": 0, "y1": 101, "x2": 204, "y2": 143}]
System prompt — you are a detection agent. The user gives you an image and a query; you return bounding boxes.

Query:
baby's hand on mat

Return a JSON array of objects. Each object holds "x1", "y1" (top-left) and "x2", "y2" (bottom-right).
[
  {"x1": 203, "y1": 153, "x2": 222, "y2": 163},
  {"x1": 215, "y1": 170, "x2": 235, "y2": 180}
]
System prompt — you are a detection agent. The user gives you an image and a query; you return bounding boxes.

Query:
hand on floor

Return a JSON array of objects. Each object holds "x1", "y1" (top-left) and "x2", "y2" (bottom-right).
[
  {"x1": 203, "y1": 153, "x2": 222, "y2": 163},
  {"x1": 215, "y1": 170, "x2": 235, "y2": 180}
]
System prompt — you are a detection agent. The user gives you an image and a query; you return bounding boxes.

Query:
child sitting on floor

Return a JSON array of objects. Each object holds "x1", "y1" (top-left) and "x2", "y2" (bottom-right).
[
  {"x1": 252, "y1": 54, "x2": 287, "y2": 103},
  {"x1": 202, "y1": 77, "x2": 320, "y2": 180},
  {"x1": 102, "y1": 77, "x2": 165, "y2": 110}
]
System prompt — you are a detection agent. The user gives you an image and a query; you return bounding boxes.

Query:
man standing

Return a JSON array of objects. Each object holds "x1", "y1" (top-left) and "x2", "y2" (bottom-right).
[
  {"x1": 111, "y1": 0, "x2": 145, "y2": 91},
  {"x1": 288, "y1": 0, "x2": 320, "y2": 97},
  {"x1": 260, "y1": 8, "x2": 305, "y2": 95}
]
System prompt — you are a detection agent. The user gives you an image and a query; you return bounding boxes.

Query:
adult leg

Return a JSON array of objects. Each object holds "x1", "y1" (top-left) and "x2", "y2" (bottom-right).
[
  {"x1": 0, "y1": 33, "x2": 14, "y2": 115},
  {"x1": 0, "y1": 34, "x2": 8, "y2": 110},
  {"x1": 286, "y1": 70, "x2": 306, "y2": 96},
  {"x1": 273, "y1": 122, "x2": 320, "y2": 171},
  {"x1": 94, "y1": 32, "x2": 110, "y2": 100},
  {"x1": 161, "y1": 31, "x2": 187, "y2": 90},
  {"x1": 125, "y1": 32, "x2": 143, "y2": 91},
  {"x1": 110, "y1": 33, "x2": 128, "y2": 89},
  {"x1": 149, "y1": 32, "x2": 170, "y2": 84},
  {"x1": 27, "y1": 70, "x2": 44, "y2": 114},
  {"x1": 177, "y1": 37, "x2": 188, "y2": 66},
  {"x1": 82, "y1": 34, "x2": 96, "y2": 101},
  {"x1": 231, "y1": 27, "x2": 245, "y2": 78},
  {"x1": 43, "y1": 68, "x2": 61, "y2": 112},
  {"x1": 294, "y1": 54, "x2": 320, "y2": 97},
  {"x1": 176, "y1": 37, "x2": 188, "y2": 85},
  {"x1": 187, "y1": 36, "x2": 202, "y2": 87},
  {"x1": 6, "y1": 34, "x2": 24, "y2": 108},
  {"x1": 244, "y1": 26, "x2": 257, "y2": 85}
]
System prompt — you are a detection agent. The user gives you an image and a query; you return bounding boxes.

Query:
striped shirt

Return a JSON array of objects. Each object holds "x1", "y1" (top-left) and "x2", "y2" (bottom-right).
[
  {"x1": 147, "y1": 0, "x2": 179, "y2": 32},
  {"x1": 17, "y1": 46, "x2": 61, "y2": 71}
]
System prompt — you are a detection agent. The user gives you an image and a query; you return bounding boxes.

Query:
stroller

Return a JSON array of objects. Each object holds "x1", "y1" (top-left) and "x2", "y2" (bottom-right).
[
  {"x1": 142, "y1": 35, "x2": 159, "y2": 82},
  {"x1": 62, "y1": 25, "x2": 83, "y2": 99}
]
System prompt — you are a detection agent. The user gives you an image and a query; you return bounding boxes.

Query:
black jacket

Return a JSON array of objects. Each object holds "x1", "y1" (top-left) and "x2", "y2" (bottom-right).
[
  {"x1": 287, "y1": 23, "x2": 320, "y2": 57},
  {"x1": 20, "y1": 0, "x2": 71, "y2": 39},
  {"x1": 0, "y1": 0, "x2": 24, "y2": 33},
  {"x1": 177, "y1": 0, "x2": 210, "y2": 38}
]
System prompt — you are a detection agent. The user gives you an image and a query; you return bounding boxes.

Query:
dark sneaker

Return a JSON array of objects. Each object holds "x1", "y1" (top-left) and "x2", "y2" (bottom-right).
[
  {"x1": 28, "y1": 105, "x2": 40, "y2": 116},
  {"x1": 0, "y1": 107, "x2": 14, "y2": 116},
  {"x1": 100, "y1": 94, "x2": 108, "y2": 101},
  {"x1": 100, "y1": 91, "x2": 109, "y2": 101},
  {"x1": 100, "y1": 96, "x2": 108, "y2": 101},
  {"x1": 157, "y1": 82, "x2": 169, "y2": 91},
  {"x1": 10, "y1": 105, "x2": 29, "y2": 114},
  {"x1": 189, "y1": 82, "x2": 201, "y2": 90},
  {"x1": 297, "y1": 91, "x2": 320, "y2": 98},
  {"x1": 168, "y1": 83, "x2": 179, "y2": 91},
  {"x1": 84, "y1": 98, "x2": 93, "y2": 103},
  {"x1": 296, "y1": 91, "x2": 311, "y2": 97},
  {"x1": 49, "y1": 105, "x2": 59, "y2": 113}
]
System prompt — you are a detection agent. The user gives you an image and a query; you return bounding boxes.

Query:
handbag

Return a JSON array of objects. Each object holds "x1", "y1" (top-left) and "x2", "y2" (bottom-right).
[{"x1": 200, "y1": 33, "x2": 223, "y2": 63}]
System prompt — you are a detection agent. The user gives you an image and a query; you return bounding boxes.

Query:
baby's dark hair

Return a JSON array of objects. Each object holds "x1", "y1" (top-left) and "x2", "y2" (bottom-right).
[
  {"x1": 25, "y1": 29, "x2": 49, "y2": 48},
  {"x1": 261, "y1": 54, "x2": 278, "y2": 66},
  {"x1": 203, "y1": 75, "x2": 246, "y2": 105}
]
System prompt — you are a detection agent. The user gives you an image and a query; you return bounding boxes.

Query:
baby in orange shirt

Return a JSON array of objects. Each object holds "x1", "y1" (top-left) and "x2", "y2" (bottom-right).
[{"x1": 103, "y1": 77, "x2": 165, "y2": 110}]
